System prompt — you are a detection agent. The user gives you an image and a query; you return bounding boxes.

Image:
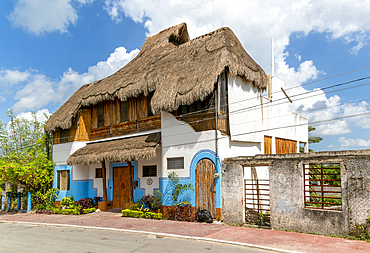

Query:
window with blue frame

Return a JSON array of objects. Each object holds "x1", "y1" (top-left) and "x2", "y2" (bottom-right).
[{"x1": 57, "y1": 170, "x2": 70, "y2": 190}]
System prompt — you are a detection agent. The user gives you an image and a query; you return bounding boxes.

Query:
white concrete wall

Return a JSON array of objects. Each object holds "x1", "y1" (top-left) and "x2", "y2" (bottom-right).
[
  {"x1": 228, "y1": 75, "x2": 308, "y2": 154},
  {"x1": 137, "y1": 148, "x2": 162, "y2": 194},
  {"x1": 52, "y1": 142, "x2": 87, "y2": 165},
  {"x1": 228, "y1": 76, "x2": 263, "y2": 142},
  {"x1": 161, "y1": 111, "x2": 216, "y2": 178}
]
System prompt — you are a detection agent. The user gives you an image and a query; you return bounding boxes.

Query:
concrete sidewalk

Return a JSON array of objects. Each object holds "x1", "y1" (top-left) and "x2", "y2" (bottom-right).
[{"x1": 0, "y1": 210, "x2": 369, "y2": 253}]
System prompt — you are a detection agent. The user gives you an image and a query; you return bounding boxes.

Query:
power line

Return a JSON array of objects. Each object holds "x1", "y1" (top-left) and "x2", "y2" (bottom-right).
[{"x1": 228, "y1": 64, "x2": 370, "y2": 107}]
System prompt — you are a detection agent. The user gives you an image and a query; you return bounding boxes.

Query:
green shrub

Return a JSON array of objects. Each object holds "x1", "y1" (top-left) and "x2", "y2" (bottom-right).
[
  {"x1": 129, "y1": 202, "x2": 142, "y2": 211},
  {"x1": 60, "y1": 196, "x2": 75, "y2": 208},
  {"x1": 121, "y1": 209, "x2": 163, "y2": 220},
  {"x1": 83, "y1": 207, "x2": 97, "y2": 214},
  {"x1": 60, "y1": 209, "x2": 75, "y2": 215}
]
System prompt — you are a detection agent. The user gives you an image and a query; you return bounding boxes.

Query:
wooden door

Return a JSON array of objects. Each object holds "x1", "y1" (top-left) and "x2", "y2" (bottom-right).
[
  {"x1": 113, "y1": 166, "x2": 133, "y2": 208},
  {"x1": 196, "y1": 159, "x2": 216, "y2": 218}
]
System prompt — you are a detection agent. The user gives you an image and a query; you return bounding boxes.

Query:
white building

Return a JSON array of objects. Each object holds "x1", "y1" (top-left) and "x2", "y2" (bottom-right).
[{"x1": 45, "y1": 23, "x2": 307, "y2": 219}]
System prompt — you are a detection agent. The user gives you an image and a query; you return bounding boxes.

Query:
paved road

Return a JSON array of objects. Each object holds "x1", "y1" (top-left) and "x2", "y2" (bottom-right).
[{"x1": 0, "y1": 223, "x2": 275, "y2": 253}]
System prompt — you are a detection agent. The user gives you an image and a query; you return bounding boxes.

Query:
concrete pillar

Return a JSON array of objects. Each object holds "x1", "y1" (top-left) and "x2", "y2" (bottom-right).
[{"x1": 221, "y1": 163, "x2": 245, "y2": 225}]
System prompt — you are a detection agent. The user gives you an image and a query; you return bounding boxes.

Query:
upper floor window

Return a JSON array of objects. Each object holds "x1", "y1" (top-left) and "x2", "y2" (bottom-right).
[
  {"x1": 120, "y1": 100, "x2": 129, "y2": 122},
  {"x1": 60, "y1": 129, "x2": 69, "y2": 143},
  {"x1": 97, "y1": 102, "x2": 104, "y2": 127}
]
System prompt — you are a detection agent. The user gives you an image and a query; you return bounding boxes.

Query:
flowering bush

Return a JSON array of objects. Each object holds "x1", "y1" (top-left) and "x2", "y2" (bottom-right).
[{"x1": 0, "y1": 110, "x2": 54, "y2": 206}]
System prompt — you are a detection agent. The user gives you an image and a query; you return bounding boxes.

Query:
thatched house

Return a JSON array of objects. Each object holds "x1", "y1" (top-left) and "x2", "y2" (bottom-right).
[{"x1": 46, "y1": 23, "x2": 307, "y2": 219}]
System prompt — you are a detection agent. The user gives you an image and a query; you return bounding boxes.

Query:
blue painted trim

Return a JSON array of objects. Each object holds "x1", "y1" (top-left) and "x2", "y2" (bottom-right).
[
  {"x1": 108, "y1": 162, "x2": 145, "y2": 202},
  {"x1": 159, "y1": 149, "x2": 221, "y2": 209},
  {"x1": 27, "y1": 192, "x2": 32, "y2": 212},
  {"x1": 1, "y1": 195, "x2": 4, "y2": 211},
  {"x1": 17, "y1": 196, "x2": 20, "y2": 210},
  {"x1": 53, "y1": 165, "x2": 97, "y2": 201}
]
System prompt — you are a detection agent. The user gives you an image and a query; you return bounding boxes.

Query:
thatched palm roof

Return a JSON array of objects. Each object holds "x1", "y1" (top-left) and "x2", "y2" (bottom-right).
[
  {"x1": 67, "y1": 133, "x2": 161, "y2": 165},
  {"x1": 45, "y1": 23, "x2": 267, "y2": 132}
]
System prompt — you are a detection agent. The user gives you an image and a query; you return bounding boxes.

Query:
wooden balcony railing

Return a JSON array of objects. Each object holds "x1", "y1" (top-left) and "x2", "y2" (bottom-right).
[{"x1": 91, "y1": 115, "x2": 161, "y2": 140}]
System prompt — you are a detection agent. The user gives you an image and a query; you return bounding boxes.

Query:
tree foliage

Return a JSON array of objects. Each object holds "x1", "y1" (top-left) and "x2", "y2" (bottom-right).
[
  {"x1": 300, "y1": 126, "x2": 323, "y2": 153},
  {"x1": 308, "y1": 126, "x2": 323, "y2": 144},
  {"x1": 0, "y1": 110, "x2": 54, "y2": 194}
]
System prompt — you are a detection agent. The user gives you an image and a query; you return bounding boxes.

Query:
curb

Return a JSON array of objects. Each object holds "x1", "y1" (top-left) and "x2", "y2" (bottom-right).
[{"x1": 0, "y1": 220, "x2": 301, "y2": 253}]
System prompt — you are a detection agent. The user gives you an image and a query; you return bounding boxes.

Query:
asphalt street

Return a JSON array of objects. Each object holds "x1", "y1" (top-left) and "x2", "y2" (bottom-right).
[{"x1": 0, "y1": 223, "x2": 275, "y2": 253}]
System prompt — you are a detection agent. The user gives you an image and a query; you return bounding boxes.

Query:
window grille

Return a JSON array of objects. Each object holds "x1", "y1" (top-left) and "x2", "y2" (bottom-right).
[
  {"x1": 167, "y1": 157, "x2": 184, "y2": 170},
  {"x1": 95, "y1": 168, "x2": 102, "y2": 178},
  {"x1": 143, "y1": 165, "x2": 157, "y2": 177},
  {"x1": 304, "y1": 163, "x2": 342, "y2": 210}
]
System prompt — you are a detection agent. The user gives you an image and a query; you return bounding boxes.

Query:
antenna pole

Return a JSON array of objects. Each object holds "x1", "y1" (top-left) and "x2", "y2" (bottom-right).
[{"x1": 271, "y1": 38, "x2": 274, "y2": 78}]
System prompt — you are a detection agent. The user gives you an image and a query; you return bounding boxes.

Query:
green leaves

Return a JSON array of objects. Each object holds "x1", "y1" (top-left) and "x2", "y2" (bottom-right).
[{"x1": 168, "y1": 172, "x2": 194, "y2": 206}]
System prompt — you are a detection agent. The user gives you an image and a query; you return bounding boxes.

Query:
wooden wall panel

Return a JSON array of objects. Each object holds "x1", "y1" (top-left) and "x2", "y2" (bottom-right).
[
  {"x1": 104, "y1": 100, "x2": 114, "y2": 127},
  {"x1": 53, "y1": 129, "x2": 60, "y2": 144},
  {"x1": 113, "y1": 98, "x2": 120, "y2": 125},
  {"x1": 92, "y1": 105, "x2": 98, "y2": 129},
  {"x1": 69, "y1": 117, "x2": 77, "y2": 142},
  {"x1": 136, "y1": 94, "x2": 148, "y2": 119},
  {"x1": 264, "y1": 136, "x2": 272, "y2": 154},
  {"x1": 128, "y1": 98, "x2": 137, "y2": 121},
  {"x1": 75, "y1": 109, "x2": 91, "y2": 141}
]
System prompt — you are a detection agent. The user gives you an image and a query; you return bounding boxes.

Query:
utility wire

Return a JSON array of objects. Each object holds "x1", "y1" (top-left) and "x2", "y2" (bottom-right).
[{"x1": 228, "y1": 64, "x2": 370, "y2": 107}]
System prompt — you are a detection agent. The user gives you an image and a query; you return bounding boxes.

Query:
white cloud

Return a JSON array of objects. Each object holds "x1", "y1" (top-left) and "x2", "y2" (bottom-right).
[
  {"x1": 6, "y1": 46, "x2": 139, "y2": 112},
  {"x1": 338, "y1": 137, "x2": 370, "y2": 147},
  {"x1": 8, "y1": 0, "x2": 94, "y2": 35},
  {"x1": 16, "y1": 109, "x2": 51, "y2": 123},
  {"x1": 13, "y1": 74, "x2": 55, "y2": 112},
  {"x1": 0, "y1": 69, "x2": 30, "y2": 85}
]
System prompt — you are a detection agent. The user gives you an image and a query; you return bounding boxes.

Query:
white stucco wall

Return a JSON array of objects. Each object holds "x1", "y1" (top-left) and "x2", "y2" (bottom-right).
[
  {"x1": 228, "y1": 76, "x2": 263, "y2": 142},
  {"x1": 161, "y1": 111, "x2": 216, "y2": 178},
  {"x1": 228, "y1": 75, "x2": 308, "y2": 153},
  {"x1": 52, "y1": 141, "x2": 87, "y2": 165},
  {"x1": 137, "y1": 148, "x2": 162, "y2": 194}
]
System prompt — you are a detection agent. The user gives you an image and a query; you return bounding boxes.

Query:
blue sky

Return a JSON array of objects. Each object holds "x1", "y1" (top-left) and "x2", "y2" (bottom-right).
[{"x1": 1, "y1": 0, "x2": 370, "y2": 151}]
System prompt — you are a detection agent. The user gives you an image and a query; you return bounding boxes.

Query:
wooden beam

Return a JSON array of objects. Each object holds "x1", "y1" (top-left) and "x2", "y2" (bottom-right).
[
  {"x1": 102, "y1": 159, "x2": 107, "y2": 202},
  {"x1": 127, "y1": 161, "x2": 134, "y2": 203}
]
